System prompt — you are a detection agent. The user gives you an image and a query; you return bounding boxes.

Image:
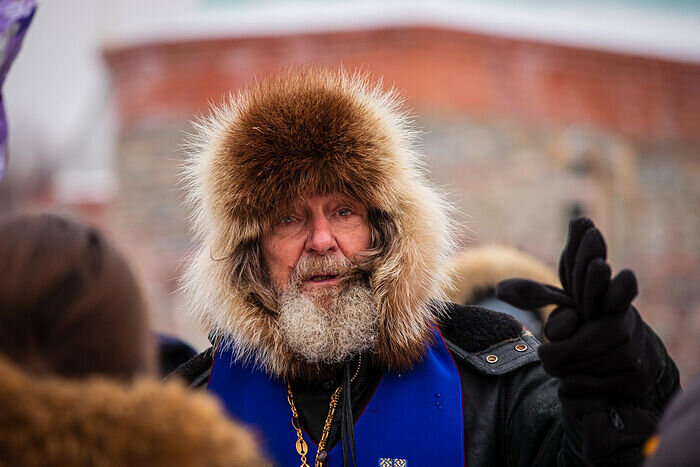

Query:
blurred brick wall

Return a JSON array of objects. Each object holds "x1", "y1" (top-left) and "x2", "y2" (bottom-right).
[
  {"x1": 104, "y1": 27, "x2": 700, "y2": 140},
  {"x1": 104, "y1": 26, "x2": 700, "y2": 376}
]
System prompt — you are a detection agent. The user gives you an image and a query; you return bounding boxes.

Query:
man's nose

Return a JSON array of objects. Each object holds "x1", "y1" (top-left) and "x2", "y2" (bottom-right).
[{"x1": 306, "y1": 216, "x2": 337, "y2": 254}]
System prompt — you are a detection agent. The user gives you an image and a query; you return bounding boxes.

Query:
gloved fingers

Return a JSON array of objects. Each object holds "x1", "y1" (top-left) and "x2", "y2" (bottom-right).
[
  {"x1": 543, "y1": 307, "x2": 580, "y2": 341},
  {"x1": 496, "y1": 279, "x2": 574, "y2": 310},
  {"x1": 538, "y1": 312, "x2": 631, "y2": 374},
  {"x1": 559, "y1": 217, "x2": 595, "y2": 292},
  {"x1": 544, "y1": 336, "x2": 642, "y2": 377},
  {"x1": 558, "y1": 369, "x2": 649, "y2": 399},
  {"x1": 601, "y1": 269, "x2": 638, "y2": 315},
  {"x1": 572, "y1": 228, "x2": 607, "y2": 308},
  {"x1": 582, "y1": 258, "x2": 611, "y2": 321},
  {"x1": 557, "y1": 311, "x2": 663, "y2": 402}
]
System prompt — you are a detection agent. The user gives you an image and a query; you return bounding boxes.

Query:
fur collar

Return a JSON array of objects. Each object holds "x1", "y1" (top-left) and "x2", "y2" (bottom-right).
[
  {"x1": 0, "y1": 356, "x2": 263, "y2": 465},
  {"x1": 181, "y1": 68, "x2": 454, "y2": 379},
  {"x1": 439, "y1": 303, "x2": 524, "y2": 353}
]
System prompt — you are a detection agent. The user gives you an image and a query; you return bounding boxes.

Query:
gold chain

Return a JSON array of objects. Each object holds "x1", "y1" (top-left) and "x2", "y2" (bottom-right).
[
  {"x1": 351, "y1": 354, "x2": 362, "y2": 382},
  {"x1": 287, "y1": 385, "x2": 312, "y2": 467},
  {"x1": 286, "y1": 355, "x2": 363, "y2": 467}
]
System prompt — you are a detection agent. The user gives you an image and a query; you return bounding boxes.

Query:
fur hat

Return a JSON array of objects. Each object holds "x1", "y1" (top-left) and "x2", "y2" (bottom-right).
[
  {"x1": 182, "y1": 68, "x2": 454, "y2": 379},
  {"x1": 445, "y1": 245, "x2": 559, "y2": 324}
]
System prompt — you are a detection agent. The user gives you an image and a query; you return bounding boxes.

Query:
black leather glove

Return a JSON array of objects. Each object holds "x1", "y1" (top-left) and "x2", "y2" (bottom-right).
[{"x1": 496, "y1": 217, "x2": 663, "y2": 403}]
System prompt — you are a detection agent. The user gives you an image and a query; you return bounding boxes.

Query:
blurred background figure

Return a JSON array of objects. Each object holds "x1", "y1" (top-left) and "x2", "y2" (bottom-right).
[
  {"x1": 0, "y1": 212, "x2": 265, "y2": 465},
  {"x1": 0, "y1": 0, "x2": 35, "y2": 181},
  {"x1": 0, "y1": 354, "x2": 265, "y2": 466},
  {"x1": 446, "y1": 245, "x2": 558, "y2": 340},
  {"x1": 643, "y1": 374, "x2": 700, "y2": 467},
  {"x1": 2, "y1": 0, "x2": 698, "y2": 382},
  {"x1": 0, "y1": 212, "x2": 155, "y2": 380}
]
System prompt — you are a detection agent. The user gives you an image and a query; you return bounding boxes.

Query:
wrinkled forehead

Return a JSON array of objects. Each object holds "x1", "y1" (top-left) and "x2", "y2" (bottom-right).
[{"x1": 286, "y1": 193, "x2": 367, "y2": 211}]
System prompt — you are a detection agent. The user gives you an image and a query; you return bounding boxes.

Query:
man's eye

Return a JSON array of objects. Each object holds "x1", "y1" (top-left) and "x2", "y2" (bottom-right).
[
  {"x1": 337, "y1": 208, "x2": 351, "y2": 217},
  {"x1": 280, "y1": 215, "x2": 296, "y2": 225}
]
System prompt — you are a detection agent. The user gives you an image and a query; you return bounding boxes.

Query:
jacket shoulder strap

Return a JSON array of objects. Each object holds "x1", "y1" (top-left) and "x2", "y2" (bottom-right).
[{"x1": 444, "y1": 334, "x2": 540, "y2": 375}]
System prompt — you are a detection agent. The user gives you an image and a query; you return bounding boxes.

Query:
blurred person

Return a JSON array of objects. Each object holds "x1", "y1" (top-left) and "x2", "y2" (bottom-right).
[
  {"x1": 0, "y1": 353, "x2": 264, "y2": 466},
  {"x1": 446, "y1": 245, "x2": 558, "y2": 340},
  {"x1": 176, "y1": 68, "x2": 679, "y2": 466},
  {"x1": 0, "y1": 212, "x2": 266, "y2": 465},
  {"x1": 0, "y1": 0, "x2": 35, "y2": 181},
  {"x1": 0, "y1": 212, "x2": 155, "y2": 380},
  {"x1": 642, "y1": 374, "x2": 700, "y2": 467}
]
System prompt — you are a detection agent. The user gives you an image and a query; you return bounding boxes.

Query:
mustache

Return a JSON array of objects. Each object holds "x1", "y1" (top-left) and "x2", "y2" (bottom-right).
[
  {"x1": 288, "y1": 255, "x2": 368, "y2": 288},
  {"x1": 289, "y1": 255, "x2": 351, "y2": 284}
]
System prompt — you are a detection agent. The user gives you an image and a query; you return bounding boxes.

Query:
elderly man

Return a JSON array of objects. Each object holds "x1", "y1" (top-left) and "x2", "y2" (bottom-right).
[{"x1": 176, "y1": 69, "x2": 679, "y2": 466}]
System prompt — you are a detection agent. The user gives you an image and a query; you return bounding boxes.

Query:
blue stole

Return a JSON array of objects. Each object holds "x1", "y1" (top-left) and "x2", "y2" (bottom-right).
[{"x1": 208, "y1": 329, "x2": 465, "y2": 466}]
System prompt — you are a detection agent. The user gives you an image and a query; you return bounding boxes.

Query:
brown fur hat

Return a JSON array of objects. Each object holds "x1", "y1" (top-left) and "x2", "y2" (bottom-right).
[
  {"x1": 0, "y1": 355, "x2": 265, "y2": 466},
  {"x1": 445, "y1": 245, "x2": 560, "y2": 322},
  {"x1": 182, "y1": 68, "x2": 454, "y2": 378}
]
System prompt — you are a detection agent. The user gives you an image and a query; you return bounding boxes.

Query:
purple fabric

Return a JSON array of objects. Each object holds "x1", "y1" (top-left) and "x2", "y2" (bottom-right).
[{"x1": 0, "y1": 0, "x2": 35, "y2": 181}]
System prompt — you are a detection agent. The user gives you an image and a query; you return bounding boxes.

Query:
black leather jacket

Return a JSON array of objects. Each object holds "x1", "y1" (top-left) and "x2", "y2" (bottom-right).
[{"x1": 174, "y1": 303, "x2": 679, "y2": 466}]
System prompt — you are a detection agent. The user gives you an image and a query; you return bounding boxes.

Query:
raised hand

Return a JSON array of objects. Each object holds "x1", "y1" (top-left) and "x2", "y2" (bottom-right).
[{"x1": 497, "y1": 217, "x2": 662, "y2": 401}]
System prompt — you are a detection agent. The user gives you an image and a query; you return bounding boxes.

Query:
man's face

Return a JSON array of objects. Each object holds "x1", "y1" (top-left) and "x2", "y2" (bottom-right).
[
  {"x1": 261, "y1": 194, "x2": 376, "y2": 364},
  {"x1": 261, "y1": 194, "x2": 371, "y2": 292}
]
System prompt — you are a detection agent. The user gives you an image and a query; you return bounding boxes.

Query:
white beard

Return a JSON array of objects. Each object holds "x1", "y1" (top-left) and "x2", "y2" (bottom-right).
[{"x1": 276, "y1": 257, "x2": 378, "y2": 364}]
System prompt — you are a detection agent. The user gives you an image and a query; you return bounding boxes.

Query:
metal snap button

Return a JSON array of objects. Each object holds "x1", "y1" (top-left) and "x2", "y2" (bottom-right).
[
  {"x1": 485, "y1": 354, "x2": 498, "y2": 363},
  {"x1": 514, "y1": 344, "x2": 528, "y2": 352}
]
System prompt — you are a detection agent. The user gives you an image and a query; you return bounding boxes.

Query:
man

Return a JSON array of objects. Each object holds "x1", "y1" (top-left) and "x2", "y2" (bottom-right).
[{"x1": 176, "y1": 69, "x2": 679, "y2": 466}]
